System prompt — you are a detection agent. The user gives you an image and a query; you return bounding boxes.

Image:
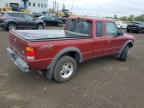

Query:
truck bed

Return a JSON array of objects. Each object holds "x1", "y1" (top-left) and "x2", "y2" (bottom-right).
[
  {"x1": 11, "y1": 30, "x2": 90, "y2": 41},
  {"x1": 11, "y1": 30, "x2": 66, "y2": 40}
]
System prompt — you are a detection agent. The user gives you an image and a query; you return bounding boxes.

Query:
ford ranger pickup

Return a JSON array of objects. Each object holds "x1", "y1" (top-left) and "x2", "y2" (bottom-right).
[{"x1": 6, "y1": 17, "x2": 134, "y2": 83}]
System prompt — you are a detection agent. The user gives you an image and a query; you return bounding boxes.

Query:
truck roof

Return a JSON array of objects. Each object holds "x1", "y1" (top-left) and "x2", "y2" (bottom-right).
[{"x1": 69, "y1": 16, "x2": 113, "y2": 22}]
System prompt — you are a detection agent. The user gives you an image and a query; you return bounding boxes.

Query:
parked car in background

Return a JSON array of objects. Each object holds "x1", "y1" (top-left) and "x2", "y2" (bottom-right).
[
  {"x1": 0, "y1": 12, "x2": 45, "y2": 31},
  {"x1": 6, "y1": 17, "x2": 134, "y2": 83},
  {"x1": 115, "y1": 21, "x2": 127, "y2": 29},
  {"x1": 38, "y1": 16, "x2": 63, "y2": 26},
  {"x1": 52, "y1": 15, "x2": 68, "y2": 24},
  {"x1": 31, "y1": 12, "x2": 42, "y2": 18},
  {"x1": 127, "y1": 21, "x2": 144, "y2": 33}
]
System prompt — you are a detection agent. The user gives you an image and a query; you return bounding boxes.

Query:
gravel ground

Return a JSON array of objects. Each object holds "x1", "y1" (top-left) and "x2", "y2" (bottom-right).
[{"x1": 0, "y1": 27, "x2": 144, "y2": 108}]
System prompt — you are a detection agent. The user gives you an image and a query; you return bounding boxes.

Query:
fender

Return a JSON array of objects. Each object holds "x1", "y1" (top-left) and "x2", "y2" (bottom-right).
[
  {"x1": 117, "y1": 40, "x2": 134, "y2": 58},
  {"x1": 7, "y1": 21, "x2": 17, "y2": 26},
  {"x1": 46, "y1": 47, "x2": 83, "y2": 79}
]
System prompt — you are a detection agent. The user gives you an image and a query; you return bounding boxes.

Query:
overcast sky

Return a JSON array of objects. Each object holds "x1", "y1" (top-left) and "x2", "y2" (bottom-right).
[{"x1": 49, "y1": 0, "x2": 144, "y2": 17}]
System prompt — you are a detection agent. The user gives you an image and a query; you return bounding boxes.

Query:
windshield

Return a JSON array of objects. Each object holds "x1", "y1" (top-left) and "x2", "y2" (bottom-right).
[{"x1": 130, "y1": 22, "x2": 144, "y2": 25}]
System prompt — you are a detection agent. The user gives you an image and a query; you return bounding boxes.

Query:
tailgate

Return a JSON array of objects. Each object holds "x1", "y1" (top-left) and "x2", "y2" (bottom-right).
[{"x1": 9, "y1": 31, "x2": 27, "y2": 60}]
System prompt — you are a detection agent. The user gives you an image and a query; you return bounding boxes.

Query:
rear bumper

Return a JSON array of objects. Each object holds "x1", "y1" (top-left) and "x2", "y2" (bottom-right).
[{"x1": 6, "y1": 47, "x2": 30, "y2": 73}]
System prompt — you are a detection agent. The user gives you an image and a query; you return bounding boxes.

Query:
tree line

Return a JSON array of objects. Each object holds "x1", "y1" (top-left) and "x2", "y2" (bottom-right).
[{"x1": 119, "y1": 14, "x2": 144, "y2": 22}]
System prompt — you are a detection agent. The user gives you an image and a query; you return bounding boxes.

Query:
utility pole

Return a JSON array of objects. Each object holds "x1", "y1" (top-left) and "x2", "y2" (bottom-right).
[
  {"x1": 47, "y1": 0, "x2": 48, "y2": 9},
  {"x1": 55, "y1": 1, "x2": 56, "y2": 12},
  {"x1": 71, "y1": 4, "x2": 73, "y2": 12},
  {"x1": 22, "y1": 0, "x2": 28, "y2": 9},
  {"x1": 62, "y1": 4, "x2": 65, "y2": 10},
  {"x1": 57, "y1": 2, "x2": 59, "y2": 12},
  {"x1": 53, "y1": 1, "x2": 54, "y2": 11}
]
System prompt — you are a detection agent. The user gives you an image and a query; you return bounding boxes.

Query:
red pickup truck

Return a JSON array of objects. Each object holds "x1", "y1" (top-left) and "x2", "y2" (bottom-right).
[{"x1": 6, "y1": 17, "x2": 134, "y2": 83}]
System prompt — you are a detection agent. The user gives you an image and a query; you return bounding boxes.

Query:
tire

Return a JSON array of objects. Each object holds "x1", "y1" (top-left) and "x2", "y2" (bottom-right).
[
  {"x1": 58, "y1": 23, "x2": 62, "y2": 27},
  {"x1": 7, "y1": 23, "x2": 17, "y2": 31},
  {"x1": 138, "y1": 29, "x2": 142, "y2": 34},
  {"x1": 37, "y1": 24, "x2": 44, "y2": 29},
  {"x1": 119, "y1": 45, "x2": 129, "y2": 61},
  {"x1": 127, "y1": 29, "x2": 130, "y2": 33},
  {"x1": 53, "y1": 56, "x2": 77, "y2": 83}
]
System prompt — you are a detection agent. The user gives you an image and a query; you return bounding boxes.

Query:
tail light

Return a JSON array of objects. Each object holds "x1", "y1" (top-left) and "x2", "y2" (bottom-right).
[{"x1": 25, "y1": 46, "x2": 35, "y2": 60}]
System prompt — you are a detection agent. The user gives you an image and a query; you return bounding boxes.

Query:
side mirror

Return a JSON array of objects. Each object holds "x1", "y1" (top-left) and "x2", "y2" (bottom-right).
[{"x1": 117, "y1": 31, "x2": 123, "y2": 36}]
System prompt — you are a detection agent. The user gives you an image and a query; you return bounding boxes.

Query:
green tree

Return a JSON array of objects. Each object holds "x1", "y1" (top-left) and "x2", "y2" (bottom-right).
[
  {"x1": 135, "y1": 14, "x2": 144, "y2": 21},
  {"x1": 128, "y1": 15, "x2": 135, "y2": 21},
  {"x1": 120, "y1": 16, "x2": 128, "y2": 21}
]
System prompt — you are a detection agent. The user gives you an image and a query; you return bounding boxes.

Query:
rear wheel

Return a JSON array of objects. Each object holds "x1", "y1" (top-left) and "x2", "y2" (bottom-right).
[
  {"x1": 7, "y1": 23, "x2": 17, "y2": 31},
  {"x1": 37, "y1": 24, "x2": 44, "y2": 29},
  {"x1": 53, "y1": 56, "x2": 77, "y2": 83}
]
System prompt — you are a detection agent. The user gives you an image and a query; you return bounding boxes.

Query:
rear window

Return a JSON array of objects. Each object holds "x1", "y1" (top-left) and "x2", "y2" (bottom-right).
[{"x1": 65, "y1": 19, "x2": 92, "y2": 37}]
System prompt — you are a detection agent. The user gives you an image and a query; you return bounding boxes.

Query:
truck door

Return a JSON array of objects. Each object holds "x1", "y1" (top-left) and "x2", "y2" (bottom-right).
[
  {"x1": 104, "y1": 21, "x2": 125, "y2": 55},
  {"x1": 94, "y1": 21, "x2": 106, "y2": 57}
]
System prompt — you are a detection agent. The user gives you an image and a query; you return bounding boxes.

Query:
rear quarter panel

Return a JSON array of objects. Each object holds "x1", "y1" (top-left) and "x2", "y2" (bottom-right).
[
  {"x1": 9, "y1": 32, "x2": 26, "y2": 60},
  {"x1": 49, "y1": 38, "x2": 95, "y2": 61},
  {"x1": 26, "y1": 38, "x2": 95, "y2": 69}
]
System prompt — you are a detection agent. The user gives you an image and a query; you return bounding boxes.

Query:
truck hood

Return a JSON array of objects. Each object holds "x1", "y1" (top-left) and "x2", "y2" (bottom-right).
[
  {"x1": 124, "y1": 33, "x2": 135, "y2": 40},
  {"x1": 12, "y1": 30, "x2": 66, "y2": 40}
]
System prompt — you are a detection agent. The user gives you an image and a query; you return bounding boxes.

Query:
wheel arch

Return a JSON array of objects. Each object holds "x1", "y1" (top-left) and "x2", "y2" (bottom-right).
[
  {"x1": 7, "y1": 22, "x2": 17, "y2": 27},
  {"x1": 46, "y1": 47, "x2": 83, "y2": 79},
  {"x1": 117, "y1": 40, "x2": 134, "y2": 58},
  {"x1": 37, "y1": 22, "x2": 44, "y2": 25},
  {"x1": 127, "y1": 41, "x2": 133, "y2": 48},
  {"x1": 6, "y1": 22, "x2": 18, "y2": 31}
]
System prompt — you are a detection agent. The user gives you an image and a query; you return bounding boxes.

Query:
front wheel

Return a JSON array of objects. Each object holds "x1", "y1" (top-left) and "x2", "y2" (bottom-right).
[
  {"x1": 37, "y1": 24, "x2": 44, "y2": 29},
  {"x1": 58, "y1": 23, "x2": 62, "y2": 27},
  {"x1": 119, "y1": 45, "x2": 129, "y2": 61},
  {"x1": 53, "y1": 56, "x2": 77, "y2": 83},
  {"x1": 7, "y1": 23, "x2": 17, "y2": 31}
]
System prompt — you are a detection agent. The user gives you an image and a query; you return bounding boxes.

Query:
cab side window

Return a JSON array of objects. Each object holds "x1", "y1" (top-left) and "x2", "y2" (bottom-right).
[
  {"x1": 106, "y1": 22, "x2": 118, "y2": 36},
  {"x1": 74, "y1": 20, "x2": 91, "y2": 35},
  {"x1": 96, "y1": 21, "x2": 103, "y2": 37},
  {"x1": 65, "y1": 19, "x2": 92, "y2": 36}
]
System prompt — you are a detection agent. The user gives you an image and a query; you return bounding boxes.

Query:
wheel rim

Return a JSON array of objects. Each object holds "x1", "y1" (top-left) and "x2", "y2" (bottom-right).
[
  {"x1": 58, "y1": 23, "x2": 61, "y2": 26},
  {"x1": 38, "y1": 25, "x2": 43, "y2": 29},
  {"x1": 9, "y1": 24, "x2": 16, "y2": 30},
  {"x1": 60, "y1": 62, "x2": 73, "y2": 79}
]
